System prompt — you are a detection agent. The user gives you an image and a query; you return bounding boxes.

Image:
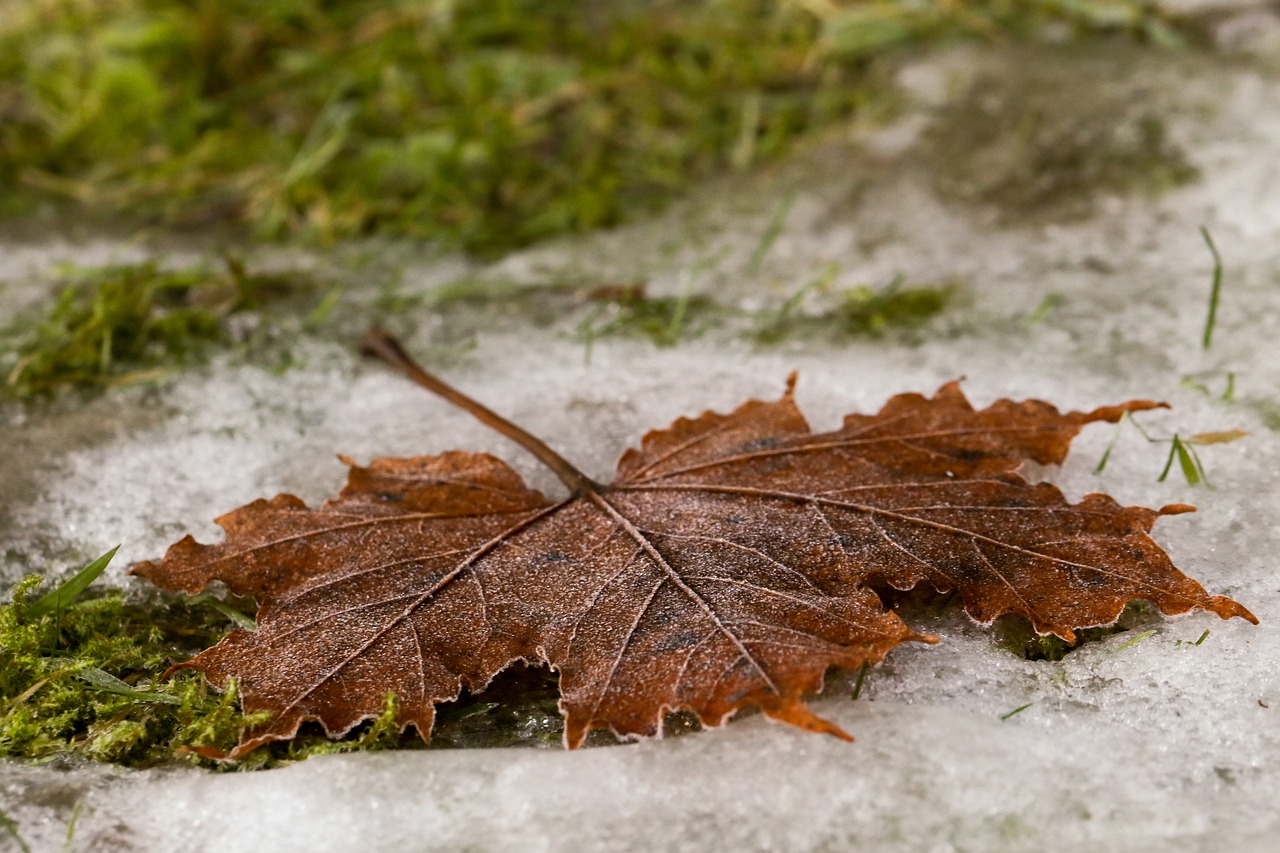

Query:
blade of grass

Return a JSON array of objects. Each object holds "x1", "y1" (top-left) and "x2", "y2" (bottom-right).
[
  {"x1": 25, "y1": 546, "x2": 119, "y2": 619},
  {"x1": 0, "y1": 806, "x2": 31, "y2": 853},
  {"x1": 1114, "y1": 629, "x2": 1157, "y2": 652},
  {"x1": 304, "y1": 288, "x2": 344, "y2": 331},
  {"x1": 850, "y1": 662, "x2": 869, "y2": 700},
  {"x1": 1173, "y1": 437, "x2": 1204, "y2": 486},
  {"x1": 1200, "y1": 225, "x2": 1223, "y2": 350},
  {"x1": 999, "y1": 702, "x2": 1033, "y2": 721},
  {"x1": 1025, "y1": 292, "x2": 1065, "y2": 323},
  {"x1": 1157, "y1": 439, "x2": 1178, "y2": 483},
  {"x1": 66, "y1": 801, "x2": 82, "y2": 846},
  {"x1": 75, "y1": 668, "x2": 183, "y2": 705},
  {"x1": 754, "y1": 262, "x2": 839, "y2": 342},
  {"x1": 1093, "y1": 413, "x2": 1129, "y2": 474},
  {"x1": 188, "y1": 594, "x2": 257, "y2": 631},
  {"x1": 662, "y1": 285, "x2": 694, "y2": 346}
]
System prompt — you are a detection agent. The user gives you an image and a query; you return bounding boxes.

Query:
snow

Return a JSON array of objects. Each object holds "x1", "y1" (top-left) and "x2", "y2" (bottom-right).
[{"x1": 3, "y1": 36, "x2": 1280, "y2": 853}]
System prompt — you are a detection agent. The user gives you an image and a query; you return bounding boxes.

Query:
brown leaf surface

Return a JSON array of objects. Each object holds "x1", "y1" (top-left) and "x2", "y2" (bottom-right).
[{"x1": 132, "y1": 335, "x2": 1256, "y2": 756}]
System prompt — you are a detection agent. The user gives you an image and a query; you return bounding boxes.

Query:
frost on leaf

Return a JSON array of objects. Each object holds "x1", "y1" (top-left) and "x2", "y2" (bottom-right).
[{"x1": 132, "y1": 331, "x2": 1256, "y2": 757}]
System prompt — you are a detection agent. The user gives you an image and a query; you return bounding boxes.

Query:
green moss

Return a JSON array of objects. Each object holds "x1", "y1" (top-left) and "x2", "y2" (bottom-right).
[
  {"x1": 755, "y1": 273, "x2": 959, "y2": 344},
  {"x1": 0, "y1": 0, "x2": 1188, "y2": 252},
  {"x1": 421, "y1": 271, "x2": 957, "y2": 353},
  {"x1": 0, "y1": 566, "x2": 249, "y2": 766},
  {"x1": 2, "y1": 257, "x2": 321, "y2": 399},
  {"x1": 0, "y1": 551, "x2": 590, "y2": 769}
]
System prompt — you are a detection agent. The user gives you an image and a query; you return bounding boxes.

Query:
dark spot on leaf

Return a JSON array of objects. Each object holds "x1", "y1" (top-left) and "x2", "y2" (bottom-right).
[{"x1": 655, "y1": 631, "x2": 702, "y2": 652}]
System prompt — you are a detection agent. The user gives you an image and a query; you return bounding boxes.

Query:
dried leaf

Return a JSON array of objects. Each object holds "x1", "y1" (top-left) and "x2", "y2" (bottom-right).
[
  {"x1": 1190, "y1": 429, "x2": 1249, "y2": 445},
  {"x1": 132, "y1": 332, "x2": 1256, "y2": 756}
]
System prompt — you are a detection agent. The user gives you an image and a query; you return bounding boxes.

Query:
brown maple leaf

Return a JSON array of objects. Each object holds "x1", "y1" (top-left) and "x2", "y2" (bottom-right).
[{"x1": 132, "y1": 330, "x2": 1256, "y2": 757}]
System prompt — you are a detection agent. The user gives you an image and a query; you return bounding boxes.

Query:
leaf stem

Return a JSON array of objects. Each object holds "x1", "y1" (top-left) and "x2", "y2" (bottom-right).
[{"x1": 361, "y1": 328, "x2": 603, "y2": 495}]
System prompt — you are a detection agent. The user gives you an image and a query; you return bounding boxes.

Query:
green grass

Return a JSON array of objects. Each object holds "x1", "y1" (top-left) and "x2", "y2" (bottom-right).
[
  {"x1": 1200, "y1": 225, "x2": 1224, "y2": 350},
  {"x1": 424, "y1": 271, "x2": 958, "y2": 352},
  {"x1": 999, "y1": 702, "x2": 1034, "y2": 721},
  {"x1": 576, "y1": 287, "x2": 722, "y2": 354},
  {"x1": 4, "y1": 260, "x2": 959, "y2": 401},
  {"x1": 755, "y1": 271, "x2": 959, "y2": 343},
  {"x1": 1093, "y1": 411, "x2": 1248, "y2": 487},
  {"x1": 1176, "y1": 629, "x2": 1210, "y2": 647},
  {"x1": 0, "y1": 0, "x2": 1188, "y2": 253},
  {"x1": 2, "y1": 257, "x2": 322, "y2": 398},
  {"x1": 1113, "y1": 629, "x2": 1157, "y2": 652},
  {"x1": 850, "y1": 662, "x2": 870, "y2": 700}
]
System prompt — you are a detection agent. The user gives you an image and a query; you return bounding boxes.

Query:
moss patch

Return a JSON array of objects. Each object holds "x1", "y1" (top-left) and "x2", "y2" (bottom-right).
[
  {"x1": 0, "y1": 0, "x2": 1187, "y2": 252},
  {"x1": 420, "y1": 273, "x2": 959, "y2": 352},
  {"x1": 1, "y1": 258, "x2": 326, "y2": 399},
  {"x1": 754, "y1": 271, "x2": 960, "y2": 344},
  {"x1": 1, "y1": 566, "x2": 254, "y2": 767},
  {"x1": 0, "y1": 551, "x2": 601, "y2": 770}
]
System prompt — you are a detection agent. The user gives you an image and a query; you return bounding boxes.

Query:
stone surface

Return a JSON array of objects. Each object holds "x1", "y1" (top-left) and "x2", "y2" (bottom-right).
[{"x1": 3, "y1": 37, "x2": 1280, "y2": 853}]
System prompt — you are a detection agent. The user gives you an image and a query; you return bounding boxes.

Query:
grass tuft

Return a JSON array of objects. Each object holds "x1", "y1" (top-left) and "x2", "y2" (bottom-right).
[
  {"x1": 755, "y1": 273, "x2": 958, "y2": 344},
  {"x1": 2, "y1": 258, "x2": 323, "y2": 399},
  {"x1": 1094, "y1": 412, "x2": 1247, "y2": 487}
]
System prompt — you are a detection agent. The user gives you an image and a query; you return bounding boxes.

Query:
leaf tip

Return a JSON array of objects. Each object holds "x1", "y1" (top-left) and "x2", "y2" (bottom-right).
[
  {"x1": 760, "y1": 699, "x2": 853, "y2": 743},
  {"x1": 932, "y1": 378, "x2": 970, "y2": 407},
  {"x1": 1208, "y1": 595, "x2": 1259, "y2": 625}
]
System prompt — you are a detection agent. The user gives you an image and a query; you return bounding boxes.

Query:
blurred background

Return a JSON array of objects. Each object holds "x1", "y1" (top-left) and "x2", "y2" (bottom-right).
[
  {"x1": 4, "y1": 0, "x2": 1265, "y2": 398},
  {"x1": 0, "y1": 0, "x2": 1210, "y2": 252}
]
